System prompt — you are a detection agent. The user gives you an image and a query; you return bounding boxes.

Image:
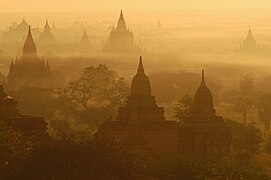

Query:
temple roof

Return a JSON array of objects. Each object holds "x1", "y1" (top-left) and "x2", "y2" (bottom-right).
[
  {"x1": 23, "y1": 26, "x2": 37, "y2": 55},
  {"x1": 131, "y1": 56, "x2": 151, "y2": 98},
  {"x1": 193, "y1": 70, "x2": 216, "y2": 115},
  {"x1": 117, "y1": 10, "x2": 127, "y2": 30}
]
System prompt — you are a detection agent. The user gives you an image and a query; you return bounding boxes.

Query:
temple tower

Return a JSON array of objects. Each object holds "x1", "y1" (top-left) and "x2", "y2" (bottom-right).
[
  {"x1": 179, "y1": 70, "x2": 232, "y2": 158},
  {"x1": 39, "y1": 20, "x2": 55, "y2": 43},
  {"x1": 237, "y1": 27, "x2": 262, "y2": 53},
  {"x1": 8, "y1": 27, "x2": 52, "y2": 91},
  {"x1": 96, "y1": 57, "x2": 178, "y2": 154},
  {"x1": 102, "y1": 10, "x2": 141, "y2": 54}
]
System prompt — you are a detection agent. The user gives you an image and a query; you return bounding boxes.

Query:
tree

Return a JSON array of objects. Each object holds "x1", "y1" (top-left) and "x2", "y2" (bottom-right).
[
  {"x1": 174, "y1": 95, "x2": 193, "y2": 123},
  {"x1": 244, "y1": 124, "x2": 263, "y2": 154},
  {"x1": 239, "y1": 76, "x2": 254, "y2": 96},
  {"x1": 52, "y1": 65, "x2": 128, "y2": 133},
  {"x1": 233, "y1": 96, "x2": 254, "y2": 125},
  {"x1": 55, "y1": 64, "x2": 127, "y2": 111},
  {"x1": 0, "y1": 121, "x2": 31, "y2": 176},
  {"x1": 258, "y1": 94, "x2": 271, "y2": 131},
  {"x1": 232, "y1": 77, "x2": 255, "y2": 125}
]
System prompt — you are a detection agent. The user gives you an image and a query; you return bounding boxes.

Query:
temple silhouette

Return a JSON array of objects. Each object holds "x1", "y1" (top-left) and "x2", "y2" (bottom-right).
[
  {"x1": 3, "y1": 18, "x2": 40, "y2": 43},
  {"x1": 0, "y1": 84, "x2": 47, "y2": 140},
  {"x1": 96, "y1": 56, "x2": 179, "y2": 154},
  {"x1": 8, "y1": 27, "x2": 52, "y2": 91},
  {"x1": 102, "y1": 10, "x2": 141, "y2": 54},
  {"x1": 97, "y1": 59, "x2": 232, "y2": 157},
  {"x1": 179, "y1": 70, "x2": 232, "y2": 157},
  {"x1": 80, "y1": 29, "x2": 90, "y2": 45},
  {"x1": 39, "y1": 20, "x2": 56, "y2": 43},
  {"x1": 236, "y1": 27, "x2": 262, "y2": 53}
]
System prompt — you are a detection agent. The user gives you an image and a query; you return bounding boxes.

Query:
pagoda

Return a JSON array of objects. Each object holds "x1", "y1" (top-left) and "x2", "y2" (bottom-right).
[
  {"x1": 8, "y1": 26, "x2": 51, "y2": 91},
  {"x1": 102, "y1": 10, "x2": 141, "y2": 54},
  {"x1": 237, "y1": 27, "x2": 262, "y2": 53},
  {"x1": 80, "y1": 29, "x2": 90, "y2": 45},
  {"x1": 39, "y1": 20, "x2": 56, "y2": 43},
  {"x1": 179, "y1": 70, "x2": 232, "y2": 158},
  {"x1": 96, "y1": 57, "x2": 178, "y2": 154}
]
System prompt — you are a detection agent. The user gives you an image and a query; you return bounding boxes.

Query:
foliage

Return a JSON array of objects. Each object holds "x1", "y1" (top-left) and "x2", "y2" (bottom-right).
[
  {"x1": 55, "y1": 64, "x2": 127, "y2": 110},
  {"x1": 174, "y1": 95, "x2": 193, "y2": 122},
  {"x1": 258, "y1": 93, "x2": 271, "y2": 131},
  {"x1": 225, "y1": 119, "x2": 263, "y2": 154},
  {"x1": 0, "y1": 121, "x2": 32, "y2": 177}
]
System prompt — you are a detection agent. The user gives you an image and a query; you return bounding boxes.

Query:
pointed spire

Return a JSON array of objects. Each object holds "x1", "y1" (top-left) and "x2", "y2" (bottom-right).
[
  {"x1": 23, "y1": 26, "x2": 37, "y2": 55},
  {"x1": 120, "y1": 9, "x2": 124, "y2": 18},
  {"x1": 44, "y1": 19, "x2": 51, "y2": 33},
  {"x1": 27, "y1": 26, "x2": 32, "y2": 39},
  {"x1": 137, "y1": 56, "x2": 144, "y2": 74},
  {"x1": 247, "y1": 26, "x2": 254, "y2": 40},
  {"x1": 117, "y1": 9, "x2": 127, "y2": 29},
  {"x1": 201, "y1": 69, "x2": 206, "y2": 86}
]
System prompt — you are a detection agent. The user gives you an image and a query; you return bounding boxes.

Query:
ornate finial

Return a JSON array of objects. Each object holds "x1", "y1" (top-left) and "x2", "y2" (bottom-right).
[
  {"x1": 201, "y1": 69, "x2": 206, "y2": 86},
  {"x1": 137, "y1": 56, "x2": 144, "y2": 73}
]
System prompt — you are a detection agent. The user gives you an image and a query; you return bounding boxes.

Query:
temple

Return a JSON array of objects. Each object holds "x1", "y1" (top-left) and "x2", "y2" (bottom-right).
[
  {"x1": 0, "y1": 85, "x2": 48, "y2": 140},
  {"x1": 39, "y1": 20, "x2": 56, "y2": 43},
  {"x1": 8, "y1": 27, "x2": 51, "y2": 91},
  {"x1": 102, "y1": 10, "x2": 141, "y2": 54},
  {"x1": 96, "y1": 56, "x2": 179, "y2": 154},
  {"x1": 236, "y1": 27, "x2": 262, "y2": 53},
  {"x1": 179, "y1": 70, "x2": 231, "y2": 158},
  {"x1": 3, "y1": 18, "x2": 40, "y2": 42}
]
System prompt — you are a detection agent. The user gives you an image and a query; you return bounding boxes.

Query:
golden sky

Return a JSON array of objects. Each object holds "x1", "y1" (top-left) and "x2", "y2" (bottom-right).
[{"x1": 1, "y1": 0, "x2": 271, "y2": 12}]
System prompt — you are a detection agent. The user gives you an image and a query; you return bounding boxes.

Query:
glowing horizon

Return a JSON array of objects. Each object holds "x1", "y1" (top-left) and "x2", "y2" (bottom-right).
[{"x1": 2, "y1": 0, "x2": 271, "y2": 12}]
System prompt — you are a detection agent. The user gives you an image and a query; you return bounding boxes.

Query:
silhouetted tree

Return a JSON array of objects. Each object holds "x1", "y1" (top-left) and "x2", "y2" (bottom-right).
[
  {"x1": 0, "y1": 121, "x2": 31, "y2": 177},
  {"x1": 232, "y1": 77, "x2": 255, "y2": 125},
  {"x1": 258, "y1": 93, "x2": 271, "y2": 131},
  {"x1": 244, "y1": 124, "x2": 263, "y2": 154},
  {"x1": 264, "y1": 134, "x2": 271, "y2": 154},
  {"x1": 174, "y1": 95, "x2": 193, "y2": 123},
  {"x1": 240, "y1": 76, "x2": 254, "y2": 96},
  {"x1": 56, "y1": 64, "x2": 127, "y2": 111},
  {"x1": 233, "y1": 96, "x2": 254, "y2": 125}
]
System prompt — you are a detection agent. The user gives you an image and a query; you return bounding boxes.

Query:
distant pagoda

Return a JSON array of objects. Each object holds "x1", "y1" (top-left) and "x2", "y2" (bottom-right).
[
  {"x1": 39, "y1": 20, "x2": 56, "y2": 43},
  {"x1": 102, "y1": 10, "x2": 141, "y2": 54},
  {"x1": 8, "y1": 27, "x2": 51, "y2": 91},
  {"x1": 80, "y1": 29, "x2": 90, "y2": 45},
  {"x1": 236, "y1": 27, "x2": 262, "y2": 53},
  {"x1": 96, "y1": 57, "x2": 178, "y2": 154},
  {"x1": 179, "y1": 70, "x2": 231, "y2": 158},
  {"x1": 3, "y1": 18, "x2": 40, "y2": 42}
]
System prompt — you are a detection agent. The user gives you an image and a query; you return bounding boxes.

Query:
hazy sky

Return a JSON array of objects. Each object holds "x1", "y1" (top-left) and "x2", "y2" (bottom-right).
[{"x1": 1, "y1": 0, "x2": 271, "y2": 12}]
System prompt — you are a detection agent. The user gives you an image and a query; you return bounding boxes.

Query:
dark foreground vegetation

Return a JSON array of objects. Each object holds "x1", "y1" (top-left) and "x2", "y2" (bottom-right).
[{"x1": 0, "y1": 120, "x2": 270, "y2": 180}]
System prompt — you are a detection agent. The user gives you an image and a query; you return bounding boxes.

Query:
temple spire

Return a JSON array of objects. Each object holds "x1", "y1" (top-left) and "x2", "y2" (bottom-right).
[
  {"x1": 23, "y1": 26, "x2": 37, "y2": 56},
  {"x1": 117, "y1": 9, "x2": 127, "y2": 29},
  {"x1": 247, "y1": 26, "x2": 254, "y2": 40},
  {"x1": 201, "y1": 69, "x2": 206, "y2": 86},
  {"x1": 137, "y1": 56, "x2": 144, "y2": 74},
  {"x1": 44, "y1": 19, "x2": 51, "y2": 33}
]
